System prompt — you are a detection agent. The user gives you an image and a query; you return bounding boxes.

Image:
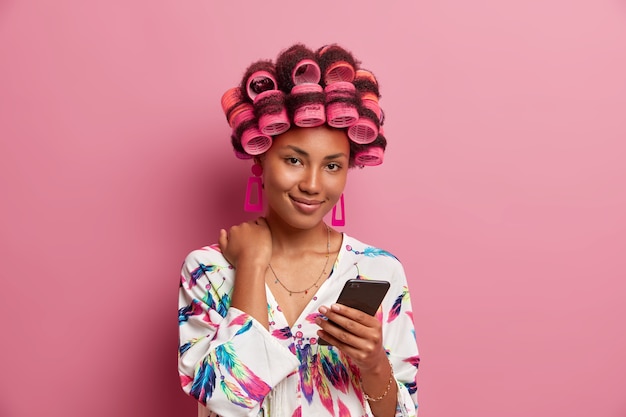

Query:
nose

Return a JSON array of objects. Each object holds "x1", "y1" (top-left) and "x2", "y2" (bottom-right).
[{"x1": 299, "y1": 167, "x2": 321, "y2": 194}]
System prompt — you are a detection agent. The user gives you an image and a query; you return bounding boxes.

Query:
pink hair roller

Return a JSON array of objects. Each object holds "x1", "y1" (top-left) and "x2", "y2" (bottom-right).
[
  {"x1": 246, "y1": 71, "x2": 277, "y2": 101},
  {"x1": 292, "y1": 59, "x2": 321, "y2": 85},
  {"x1": 354, "y1": 146, "x2": 384, "y2": 166},
  {"x1": 363, "y1": 98, "x2": 382, "y2": 121},
  {"x1": 254, "y1": 90, "x2": 290, "y2": 135},
  {"x1": 241, "y1": 126, "x2": 272, "y2": 155},
  {"x1": 231, "y1": 107, "x2": 256, "y2": 131},
  {"x1": 222, "y1": 87, "x2": 252, "y2": 128},
  {"x1": 291, "y1": 83, "x2": 326, "y2": 127},
  {"x1": 221, "y1": 87, "x2": 243, "y2": 115},
  {"x1": 324, "y1": 61, "x2": 355, "y2": 84},
  {"x1": 325, "y1": 82, "x2": 358, "y2": 128},
  {"x1": 348, "y1": 117, "x2": 378, "y2": 144}
]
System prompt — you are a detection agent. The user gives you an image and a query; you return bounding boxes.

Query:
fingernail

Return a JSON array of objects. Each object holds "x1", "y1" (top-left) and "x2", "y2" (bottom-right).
[
  {"x1": 331, "y1": 304, "x2": 341, "y2": 311},
  {"x1": 319, "y1": 306, "x2": 328, "y2": 314}
]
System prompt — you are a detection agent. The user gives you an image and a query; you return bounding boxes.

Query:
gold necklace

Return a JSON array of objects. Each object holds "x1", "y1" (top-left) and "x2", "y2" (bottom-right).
[{"x1": 268, "y1": 225, "x2": 331, "y2": 296}]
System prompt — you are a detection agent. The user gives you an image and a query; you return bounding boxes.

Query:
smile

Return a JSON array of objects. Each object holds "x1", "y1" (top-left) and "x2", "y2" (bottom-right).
[{"x1": 290, "y1": 196, "x2": 324, "y2": 214}]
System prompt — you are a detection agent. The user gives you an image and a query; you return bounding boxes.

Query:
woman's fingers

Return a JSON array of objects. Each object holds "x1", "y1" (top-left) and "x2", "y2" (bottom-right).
[
  {"x1": 316, "y1": 304, "x2": 380, "y2": 346},
  {"x1": 218, "y1": 218, "x2": 272, "y2": 268}
]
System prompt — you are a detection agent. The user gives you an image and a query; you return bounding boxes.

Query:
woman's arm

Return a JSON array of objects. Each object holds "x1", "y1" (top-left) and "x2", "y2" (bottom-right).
[
  {"x1": 178, "y1": 242, "x2": 299, "y2": 416},
  {"x1": 316, "y1": 259, "x2": 419, "y2": 417},
  {"x1": 218, "y1": 218, "x2": 272, "y2": 329}
]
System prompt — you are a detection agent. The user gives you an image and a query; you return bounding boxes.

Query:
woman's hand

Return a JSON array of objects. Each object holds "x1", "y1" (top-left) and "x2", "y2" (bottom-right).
[
  {"x1": 316, "y1": 304, "x2": 398, "y2": 416},
  {"x1": 218, "y1": 217, "x2": 272, "y2": 270},
  {"x1": 219, "y1": 217, "x2": 272, "y2": 328},
  {"x1": 315, "y1": 304, "x2": 387, "y2": 371}
]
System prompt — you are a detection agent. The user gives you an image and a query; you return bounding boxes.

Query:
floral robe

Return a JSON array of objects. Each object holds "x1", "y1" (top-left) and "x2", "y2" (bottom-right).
[{"x1": 178, "y1": 234, "x2": 419, "y2": 417}]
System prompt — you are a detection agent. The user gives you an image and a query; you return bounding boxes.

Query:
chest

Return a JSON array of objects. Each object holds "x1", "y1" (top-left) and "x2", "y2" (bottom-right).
[{"x1": 265, "y1": 250, "x2": 339, "y2": 327}]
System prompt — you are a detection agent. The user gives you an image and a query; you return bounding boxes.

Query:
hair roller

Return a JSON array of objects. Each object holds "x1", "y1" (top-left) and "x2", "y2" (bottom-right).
[
  {"x1": 354, "y1": 146, "x2": 384, "y2": 166},
  {"x1": 241, "y1": 60, "x2": 277, "y2": 101},
  {"x1": 353, "y1": 134, "x2": 387, "y2": 166},
  {"x1": 231, "y1": 134, "x2": 253, "y2": 159},
  {"x1": 275, "y1": 44, "x2": 318, "y2": 92},
  {"x1": 316, "y1": 44, "x2": 358, "y2": 85},
  {"x1": 222, "y1": 87, "x2": 253, "y2": 128},
  {"x1": 292, "y1": 59, "x2": 321, "y2": 85},
  {"x1": 241, "y1": 127, "x2": 272, "y2": 155},
  {"x1": 348, "y1": 102, "x2": 379, "y2": 144},
  {"x1": 232, "y1": 112, "x2": 272, "y2": 155},
  {"x1": 222, "y1": 43, "x2": 391, "y2": 168},
  {"x1": 253, "y1": 90, "x2": 290, "y2": 135},
  {"x1": 288, "y1": 84, "x2": 326, "y2": 127},
  {"x1": 242, "y1": 61, "x2": 290, "y2": 135},
  {"x1": 354, "y1": 69, "x2": 380, "y2": 95},
  {"x1": 325, "y1": 81, "x2": 359, "y2": 128}
]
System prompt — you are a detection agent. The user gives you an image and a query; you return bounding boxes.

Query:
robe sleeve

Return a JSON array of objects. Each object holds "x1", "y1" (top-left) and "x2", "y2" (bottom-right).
[
  {"x1": 178, "y1": 247, "x2": 300, "y2": 417},
  {"x1": 380, "y1": 258, "x2": 420, "y2": 417}
]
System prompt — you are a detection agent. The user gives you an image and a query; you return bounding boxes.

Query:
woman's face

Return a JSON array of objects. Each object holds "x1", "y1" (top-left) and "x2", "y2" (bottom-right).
[{"x1": 260, "y1": 126, "x2": 350, "y2": 230}]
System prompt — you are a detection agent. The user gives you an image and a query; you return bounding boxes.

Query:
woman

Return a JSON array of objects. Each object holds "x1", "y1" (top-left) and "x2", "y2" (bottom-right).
[{"x1": 178, "y1": 44, "x2": 419, "y2": 417}]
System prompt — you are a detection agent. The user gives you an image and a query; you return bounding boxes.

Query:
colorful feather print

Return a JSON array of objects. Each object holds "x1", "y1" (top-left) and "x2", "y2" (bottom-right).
[
  {"x1": 348, "y1": 362, "x2": 365, "y2": 404},
  {"x1": 298, "y1": 344, "x2": 314, "y2": 403},
  {"x1": 220, "y1": 379, "x2": 256, "y2": 408},
  {"x1": 291, "y1": 406, "x2": 302, "y2": 417},
  {"x1": 346, "y1": 245, "x2": 397, "y2": 259},
  {"x1": 179, "y1": 341, "x2": 192, "y2": 355},
  {"x1": 229, "y1": 312, "x2": 250, "y2": 327},
  {"x1": 405, "y1": 380, "x2": 418, "y2": 395},
  {"x1": 305, "y1": 311, "x2": 324, "y2": 324},
  {"x1": 189, "y1": 263, "x2": 219, "y2": 288},
  {"x1": 319, "y1": 348, "x2": 350, "y2": 394},
  {"x1": 404, "y1": 355, "x2": 420, "y2": 370},
  {"x1": 215, "y1": 342, "x2": 271, "y2": 401},
  {"x1": 215, "y1": 291, "x2": 230, "y2": 317},
  {"x1": 312, "y1": 353, "x2": 334, "y2": 414},
  {"x1": 234, "y1": 318, "x2": 253, "y2": 336},
  {"x1": 272, "y1": 326, "x2": 293, "y2": 340},
  {"x1": 180, "y1": 374, "x2": 193, "y2": 388},
  {"x1": 201, "y1": 290, "x2": 216, "y2": 310},
  {"x1": 201, "y1": 279, "x2": 230, "y2": 316},
  {"x1": 388, "y1": 287, "x2": 409, "y2": 323},
  {"x1": 190, "y1": 351, "x2": 217, "y2": 404},
  {"x1": 178, "y1": 299, "x2": 204, "y2": 324},
  {"x1": 338, "y1": 398, "x2": 351, "y2": 417}
]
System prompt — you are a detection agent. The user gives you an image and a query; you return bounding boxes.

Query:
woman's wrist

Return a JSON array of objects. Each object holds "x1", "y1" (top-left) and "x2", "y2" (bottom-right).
[{"x1": 361, "y1": 356, "x2": 395, "y2": 402}]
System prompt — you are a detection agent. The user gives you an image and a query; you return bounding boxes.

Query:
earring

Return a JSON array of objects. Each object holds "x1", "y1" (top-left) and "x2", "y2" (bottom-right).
[
  {"x1": 244, "y1": 163, "x2": 263, "y2": 212},
  {"x1": 331, "y1": 194, "x2": 346, "y2": 227}
]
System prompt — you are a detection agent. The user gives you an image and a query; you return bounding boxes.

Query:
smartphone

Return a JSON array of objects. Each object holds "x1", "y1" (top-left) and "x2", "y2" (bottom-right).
[{"x1": 318, "y1": 279, "x2": 390, "y2": 345}]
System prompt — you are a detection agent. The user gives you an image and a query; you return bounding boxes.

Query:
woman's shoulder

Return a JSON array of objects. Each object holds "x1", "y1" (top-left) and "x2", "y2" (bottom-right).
[
  {"x1": 341, "y1": 234, "x2": 403, "y2": 268},
  {"x1": 182, "y1": 243, "x2": 231, "y2": 269}
]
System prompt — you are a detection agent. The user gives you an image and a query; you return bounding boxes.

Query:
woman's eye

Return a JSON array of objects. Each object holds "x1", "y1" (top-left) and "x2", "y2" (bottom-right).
[
  {"x1": 327, "y1": 163, "x2": 341, "y2": 171},
  {"x1": 286, "y1": 157, "x2": 301, "y2": 165}
]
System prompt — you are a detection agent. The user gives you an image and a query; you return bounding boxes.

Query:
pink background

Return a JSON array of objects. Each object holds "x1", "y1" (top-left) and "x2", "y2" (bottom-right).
[{"x1": 1, "y1": 1, "x2": 625, "y2": 416}]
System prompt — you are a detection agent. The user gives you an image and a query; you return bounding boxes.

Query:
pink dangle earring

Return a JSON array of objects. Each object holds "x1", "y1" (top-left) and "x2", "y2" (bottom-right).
[
  {"x1": 331, "y1": 194, "x2": 346, "y2": 226},
  {"x1": 244, "y1": 163, "x2": 264, "y2": 212}
]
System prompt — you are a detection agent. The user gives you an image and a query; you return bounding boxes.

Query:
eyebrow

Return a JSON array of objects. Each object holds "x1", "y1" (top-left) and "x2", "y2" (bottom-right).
[{"x1": 285, "y1": 145, "x2": 348, "y2": 160}]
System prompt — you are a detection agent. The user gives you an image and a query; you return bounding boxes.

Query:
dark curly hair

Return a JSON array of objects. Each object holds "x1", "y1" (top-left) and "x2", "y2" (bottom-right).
[{"x1": 221, "y1": 43, "x2": 387, "y2": 167}]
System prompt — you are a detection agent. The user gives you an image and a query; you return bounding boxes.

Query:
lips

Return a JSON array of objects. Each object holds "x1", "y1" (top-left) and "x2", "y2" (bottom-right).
[{"x1": 290, "y1": 196, "x2": 325, "y2": 214}]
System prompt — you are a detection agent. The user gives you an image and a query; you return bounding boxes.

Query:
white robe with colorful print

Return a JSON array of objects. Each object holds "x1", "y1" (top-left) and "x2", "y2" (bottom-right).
[{"x1": 178, "y1": 233, "x2": 419, "y2": 417}]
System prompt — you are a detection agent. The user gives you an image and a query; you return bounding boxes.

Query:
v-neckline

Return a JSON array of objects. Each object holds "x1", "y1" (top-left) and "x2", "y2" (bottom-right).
[{"x1": 265, "y1": 233, "x2": 346, "y2": 329}]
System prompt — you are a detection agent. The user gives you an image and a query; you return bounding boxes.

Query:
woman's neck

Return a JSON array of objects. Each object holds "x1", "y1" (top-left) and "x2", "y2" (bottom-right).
[{"x1": 264, "y1": 215, "x2": 329, "y2": 257}]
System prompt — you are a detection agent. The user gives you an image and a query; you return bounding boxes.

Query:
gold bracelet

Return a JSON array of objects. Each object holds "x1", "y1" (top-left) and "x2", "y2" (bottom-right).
[{"x1": 363, "y1": 361, "x2": 395, "y2": 402}]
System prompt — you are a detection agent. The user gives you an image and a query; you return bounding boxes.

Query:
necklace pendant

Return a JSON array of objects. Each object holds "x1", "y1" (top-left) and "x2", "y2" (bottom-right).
[
  {"x1": 274, "y1": 279, "x2": 278, "y2": 284},
  {"x1": 289, "y1": 292, "x2": 292, "y2": 296},
  {"x1": 304, "y1": 290, "x2": 308, "y2": 294}
]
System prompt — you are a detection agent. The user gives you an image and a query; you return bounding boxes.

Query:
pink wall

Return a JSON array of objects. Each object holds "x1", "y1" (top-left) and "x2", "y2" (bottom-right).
[{"x1": 1, "y1": 1, "x2": 625, "y2": 416}]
